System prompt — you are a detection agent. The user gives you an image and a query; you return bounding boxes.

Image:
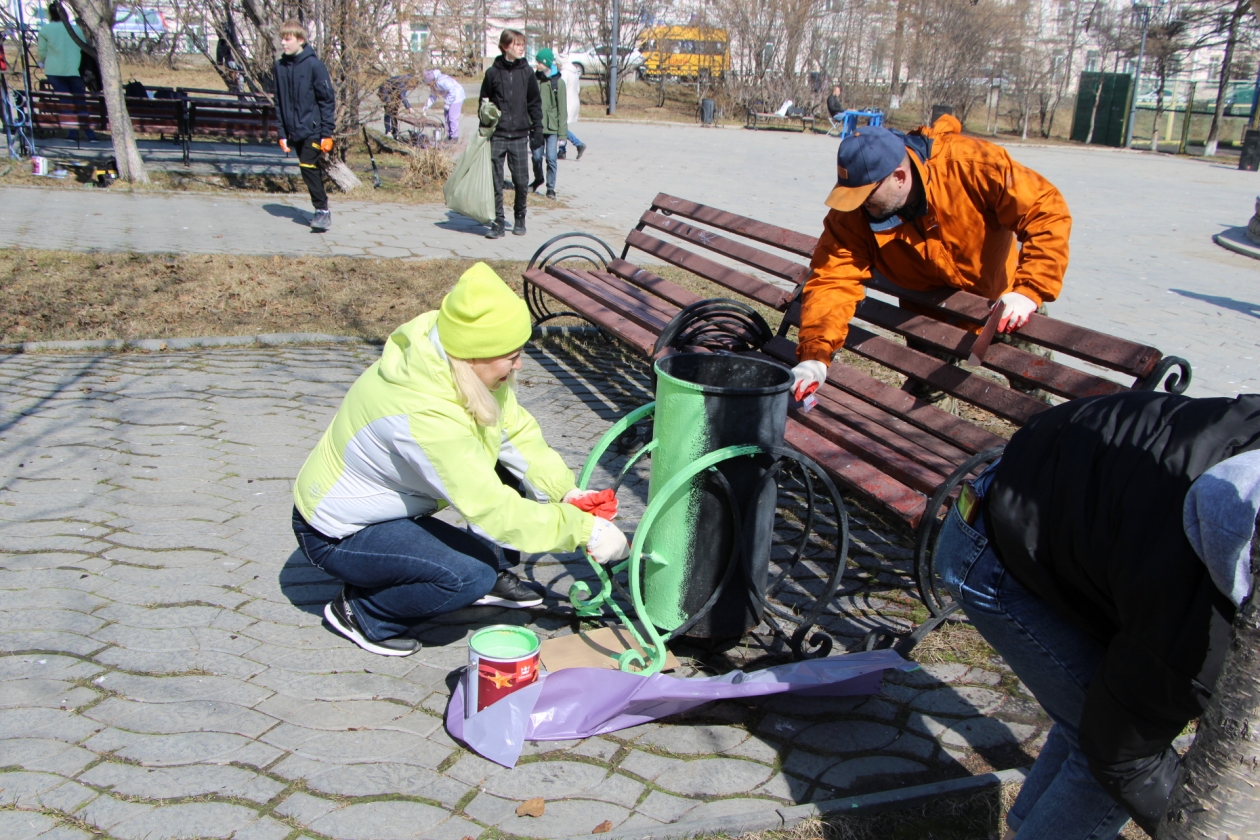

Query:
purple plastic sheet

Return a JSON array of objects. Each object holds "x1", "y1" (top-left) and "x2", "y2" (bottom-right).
[{"x1": 446, "y1": 649, "x2": 913, "y2": 767}]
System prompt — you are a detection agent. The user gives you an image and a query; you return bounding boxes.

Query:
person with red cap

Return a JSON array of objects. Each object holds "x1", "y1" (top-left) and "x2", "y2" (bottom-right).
[{"x1": 790, "y1": 115, "x2": 1072, "y2": 403}]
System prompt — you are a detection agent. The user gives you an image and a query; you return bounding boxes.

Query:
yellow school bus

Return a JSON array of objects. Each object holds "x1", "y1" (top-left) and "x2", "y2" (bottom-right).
[{"x1": 639, "y1": 26, "x2": 730, "y2": 80}]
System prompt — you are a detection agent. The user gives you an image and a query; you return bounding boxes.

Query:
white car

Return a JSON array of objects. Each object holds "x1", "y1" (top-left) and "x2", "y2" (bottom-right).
[{"x1": 560, "y1": 46, "x2": 644, "y2": 78}]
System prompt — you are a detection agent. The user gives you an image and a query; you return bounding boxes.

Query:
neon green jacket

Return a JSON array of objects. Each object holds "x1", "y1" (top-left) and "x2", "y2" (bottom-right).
[{"x1": 294, "y1": 311, "x2": 594, "y2": 552}]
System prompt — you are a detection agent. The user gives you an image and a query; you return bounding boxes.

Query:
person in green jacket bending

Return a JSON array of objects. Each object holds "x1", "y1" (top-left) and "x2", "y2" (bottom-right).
[
  {"x1": 292, "y1": 263, "x2": 630, "y2": 656},
  {"x1": 529, "y1": 48, "x2": 567, "y2": 199},
  {"x1": 37, "y1": 3, "x2": 96, "y2": 142}
]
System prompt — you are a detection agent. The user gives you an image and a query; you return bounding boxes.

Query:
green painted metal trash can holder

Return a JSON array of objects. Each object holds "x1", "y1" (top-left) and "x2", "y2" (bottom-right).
[{"x1": 571, "y1": 351, "x2": 851, "y2": 675}]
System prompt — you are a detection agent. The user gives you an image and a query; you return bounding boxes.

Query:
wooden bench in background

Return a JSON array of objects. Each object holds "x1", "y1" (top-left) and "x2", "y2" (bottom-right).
[{"x1": 521, "y1": 193, "x2": 1192, "y2": 649}]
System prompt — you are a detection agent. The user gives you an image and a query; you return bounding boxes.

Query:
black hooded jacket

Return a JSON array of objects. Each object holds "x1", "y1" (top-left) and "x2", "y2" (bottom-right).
[
  {"x1": 479, "y1": 54, "x2": 541, "y2": 140},
  {"x1": 274, "y1": 45, "x2": 336, "y2": 143},
  {"x1": 984, "y1": 391, "x2": 1260, "y2": 833}
]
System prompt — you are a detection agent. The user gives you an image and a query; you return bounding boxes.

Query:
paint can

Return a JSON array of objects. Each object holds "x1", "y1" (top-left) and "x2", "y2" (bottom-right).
[
  {"x1": 464, "y1": 625, "x2": 541, "y2": 717},
  {"x1": 30, "y1": 156, "x2": 48, "y2": 176}
]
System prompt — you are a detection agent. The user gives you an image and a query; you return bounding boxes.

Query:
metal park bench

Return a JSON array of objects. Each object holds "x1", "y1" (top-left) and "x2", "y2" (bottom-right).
[
  {"x1": 521, "y1": 193, "x2": 1192, "y2": 651},
  {"x1": 745, "y1": 108, "x2": 816, "y2": 132}
]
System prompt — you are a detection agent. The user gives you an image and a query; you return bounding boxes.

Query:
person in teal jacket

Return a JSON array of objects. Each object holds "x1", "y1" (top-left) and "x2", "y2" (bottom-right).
[
  {"x1": 292, "y1": 263, "x2": 630, "y2": 656},
  {"x1": 37, "y1": 3, "x2": 96, "y2": 142},
  {"x1": 529, "y1": 48, "x2": 567, "y2": 198}
]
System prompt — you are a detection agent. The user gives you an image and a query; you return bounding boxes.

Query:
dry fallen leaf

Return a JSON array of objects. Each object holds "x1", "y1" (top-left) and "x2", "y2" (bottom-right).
[
  {"x1": 592, "y1": 820, "x2": 613, "y2": 834},
  {"x1": 516, "y1": 797, "x2": 546, "y2": 818}
]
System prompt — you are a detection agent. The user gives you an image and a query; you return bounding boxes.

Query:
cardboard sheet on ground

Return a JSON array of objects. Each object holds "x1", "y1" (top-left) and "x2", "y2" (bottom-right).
[
  {"x1": 538, "y1": 626, "x2": 682, "y2": 672},
  {"x1": 446, "y1": 649, "x2": 914, "y2": 767}
]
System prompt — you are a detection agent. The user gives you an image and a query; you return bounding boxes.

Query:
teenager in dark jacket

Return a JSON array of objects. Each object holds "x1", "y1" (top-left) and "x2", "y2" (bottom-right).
[
  {"x1": 478, "y1": 29, "x2": 541, "y2": 239},
  {"x1": 934, "y1": 390, "x2": 1260, "y2": 839},
  {"x1": 274, "y1": 19, "x2": 337, "y2": 231}
]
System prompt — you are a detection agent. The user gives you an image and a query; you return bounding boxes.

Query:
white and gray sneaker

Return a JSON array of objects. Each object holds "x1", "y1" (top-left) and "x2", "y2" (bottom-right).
[
  {"x1": 310, "y1": 209, "x2": 332, "y2": 231},
  {"x1": 324, "y1": 589, "x2": 419, "y2": 656}
]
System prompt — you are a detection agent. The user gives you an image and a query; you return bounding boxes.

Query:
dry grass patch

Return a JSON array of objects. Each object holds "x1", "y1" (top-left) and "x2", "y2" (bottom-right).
[{"x1": 0, "y1": 250, "x2": 527, "y2": 345}]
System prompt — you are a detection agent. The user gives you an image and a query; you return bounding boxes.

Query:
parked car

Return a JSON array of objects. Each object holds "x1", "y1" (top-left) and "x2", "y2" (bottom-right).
[
  {"x1": 560, "y1": 45, "x2": 644, "y2": 78},
  {"x1": 113, "y1": 8, "x2": 167, "y2": 39}
]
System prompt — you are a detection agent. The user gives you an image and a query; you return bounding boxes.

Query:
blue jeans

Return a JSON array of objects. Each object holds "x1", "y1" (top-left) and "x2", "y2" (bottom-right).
[
  {"x1": 46, "y1": 75, "x2": 97, "y2": 141},
  {"x1": 934, "y1": 471, "x2": 1130, "y2": 840},
  {"x1": 532, "y1": 134, "x2": 558, "y2": 192},
  {"x1": 292, "y1": 507, "x2": 512, "y2": 640}
]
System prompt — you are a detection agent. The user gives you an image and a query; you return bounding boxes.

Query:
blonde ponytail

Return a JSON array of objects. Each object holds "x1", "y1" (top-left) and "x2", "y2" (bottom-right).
[{"x1": 448, "y1": 356, "x2": 505, "y2": 426}]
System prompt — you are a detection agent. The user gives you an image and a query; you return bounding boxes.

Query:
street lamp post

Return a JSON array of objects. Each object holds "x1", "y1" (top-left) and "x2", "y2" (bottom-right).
[
  {"x1": 608, "y1": 0, "x2": 620, "y2": 115},
  {"x1": 1125, "y1": 2, "x2": 1152, "y2": 148}
]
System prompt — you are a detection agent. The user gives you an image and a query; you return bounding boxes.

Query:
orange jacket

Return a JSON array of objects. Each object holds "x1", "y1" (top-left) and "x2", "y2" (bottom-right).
[{"x1": 797, "y1": 115, "x2": 1071, "y2": 363}]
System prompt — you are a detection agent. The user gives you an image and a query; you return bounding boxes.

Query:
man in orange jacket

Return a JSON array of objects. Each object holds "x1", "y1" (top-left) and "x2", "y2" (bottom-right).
[{"x1": 791, "y1": 115, "x2": 1071, "y2": 399}]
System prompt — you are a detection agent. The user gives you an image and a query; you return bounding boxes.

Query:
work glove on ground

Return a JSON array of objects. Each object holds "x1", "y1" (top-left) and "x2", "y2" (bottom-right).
[
  {"x1": 996, "y1": 291, "x2": 1038, "y2": 333},
  {"x1": 790, "y1": 359, "x2": 828, "y2": 402},
  {"x1": 279, "y1": 138, "x2": 290, "y2": 153},
  {"x1": 586, "y1": 517, "x2": 630, "y2": 564},
  {"x1": 563, "y1": 488, "x2": 618, "y2": 520},
  {"x1": 320, "y1": 137, "x2": 334, "y2": 153}
]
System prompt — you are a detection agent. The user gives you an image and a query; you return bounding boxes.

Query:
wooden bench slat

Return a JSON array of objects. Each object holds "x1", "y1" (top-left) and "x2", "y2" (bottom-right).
[
  {"x1": 524, "y1": 269, "x2": 657, "y2": 355},
  {"x1": 809, "y1": 381, "x2": 973, "y2": 466},
  {"x1": 652, "y1": 193, "x2": 820, "y2": 258},
  {"x1": 784, "y1": 421, "x2": 928, "y2": 527},
  {"x1": 607, "y1": 259, "x2": 705, "y2": 309},
  {"x1": 845, "y1": 325, "x2": 1050, "y2": 425},
  {"x1": 855, "y1": 297, "x2": 1130, "y2": 400},
  {"x1": 762, "y1": 336, "x2": 1007, "y2": 455},
  {"x1": 796, "y1": 396, "x2": 955, "y2": 494},
  {"x1": 547, "y1": 267, "x2": 676, "y2": 334},
  {"x1": 638, "y1": 210, "x2": 809, "y2": 284},
  {"x1": 625, "y1": 230, "x2": 792, "y2": 310},
  {"x1": 864, "y1": 274, "x2": 1162, "y2": 379}
]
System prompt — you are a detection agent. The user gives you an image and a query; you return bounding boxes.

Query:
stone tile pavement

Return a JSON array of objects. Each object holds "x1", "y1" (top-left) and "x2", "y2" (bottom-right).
[
  {"x1": 0, "y1": 335, "x2": 1049, "y2": 840},
  {"x1": 3, "y1": 122, "x2": 1257, "y2": 398}
]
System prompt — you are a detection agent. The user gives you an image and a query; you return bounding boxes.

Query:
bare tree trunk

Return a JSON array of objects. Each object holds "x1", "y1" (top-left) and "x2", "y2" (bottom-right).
[
  {"x1": 1205, "y1": 0, "x2": 1248, "y2": 157},
  {"x1": 67, "y1": 0, "x2": 148, "y2": 183},
  {"x1": 888, "y1": 0, "x2": 906, "y2": 108},
  {"x1": 1158, "y1": 518, "x2": 1260, "y2": 838}
]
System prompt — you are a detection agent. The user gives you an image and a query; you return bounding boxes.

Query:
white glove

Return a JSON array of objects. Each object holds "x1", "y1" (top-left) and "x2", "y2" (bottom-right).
[
  {"x1": 996, "y1": 292, "x2": 1038, "y2": 333},
  {"x1": 562, "y1": 488, "x2": 597, "y2": 504},
  {"x1": 790, "y1": 360, "x2": 828, "y2": 401},
  {"x1": 586, "y1": 517, "x2": 629, "y2": 564}
]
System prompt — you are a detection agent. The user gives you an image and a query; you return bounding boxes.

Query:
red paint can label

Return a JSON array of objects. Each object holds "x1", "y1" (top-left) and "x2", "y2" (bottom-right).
[{"x1": 464, "y1": 625, "x2": 541, "y2": 717}]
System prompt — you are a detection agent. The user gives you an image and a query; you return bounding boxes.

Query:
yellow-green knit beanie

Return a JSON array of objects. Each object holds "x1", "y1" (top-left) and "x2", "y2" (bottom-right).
[{"x1": 436, "y1": 263, "x2": 532, "y2": 358}]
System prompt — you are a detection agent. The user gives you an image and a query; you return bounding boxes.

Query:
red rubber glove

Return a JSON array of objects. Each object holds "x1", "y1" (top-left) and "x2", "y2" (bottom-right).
[
  {"x1": 564, "y1": 488, "x2": 618, "y2": 520},
  {"x1": 279, "y1": 138, "x2": 290, "y2": 153}
]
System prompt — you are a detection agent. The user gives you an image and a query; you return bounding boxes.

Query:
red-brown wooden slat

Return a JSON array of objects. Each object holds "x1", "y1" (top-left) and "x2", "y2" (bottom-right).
[
  {"x1": 638, "y1": 210, "x2": 810, "y2": 284},
  {"x1": 792, "y1": 399, "x2": 952, "y2": 495},
  {"x1": 566, "y1": 268, "x2": 683, "y2": 331},
  {"x1": 810, "y1": 385, "x2": 972, "y2": 468},
  {"x1": 784, "y1": 421, "x2": 927, "y2": 527},
  {"x1": 845, "y1": 326, "x2": 1050, "y2": 425},
  {"x1": 761, "y1": 337, "x2": 1006, "y2": 454},
  {"x1": 652, "y1": 193, "x2": 821, "y2": 258},
  {"x1": 864, "y1": 274, "x2": 1162, "y2": 378},
  {"x1": 624, "y1": 230, "x2": 792, "y2": 310},
  {"x1": 546, "y1": 267, "x2": 675, "y2": 335},
  {"x1": 607, "y1": 259, "x2": 705, "y2": 309},
  {"x1": 855, "y1": 298, "x2": 1129, "y2": 400},
  {"x1": 523, "y1": 269, "x2": 656, "y2": 355}
]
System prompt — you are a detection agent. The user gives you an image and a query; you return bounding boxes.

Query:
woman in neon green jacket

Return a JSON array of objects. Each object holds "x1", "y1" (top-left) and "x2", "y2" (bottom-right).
[{"x1": 292, "y1": 263, "x2": 628, "y2": 656}]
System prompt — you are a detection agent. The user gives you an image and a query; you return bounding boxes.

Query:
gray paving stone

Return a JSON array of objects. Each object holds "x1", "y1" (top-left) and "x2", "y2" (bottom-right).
[
  {"x1": 444, "y1": 752, "x2": 508, "y2": 786},
  {"x1": 111, "y1": 802, "x2": 263, "y2": 840},
  {"x1": 84, "y1": 698, "x2": 276, "y2": 737},
  {"x1": 753, "y1": 771, "x2": 811, "y2": 801},
  {"x1": 635, "y1": 789, "x2": 700, "y2": 822},
  {"x1": 461, "y1": 791, "x2": 520, "y2": 826},
  {"x1": 570, "y1": 736, "x2": 621, "y2": 762},
  {"x1": 1, "y1": 739, "x2": 98, "y2": 777},
  {"x1": 307, "y1": 800, "x2": 449, "y2": 840},
  {"x1": 0, "y1": 811, "x2": 59, "y2": 840},
  {"x1": 276, "y1": 757, "x2": 471, "y2": 808},
  {"x1": 908, "y1": 713, "x2": 1038, "y2": 748},
  {"x1": 83, "y1": 729, "x2": 283, "y2": 767},
  {"x1": 676, "y1": 797, "x2": 775, "y2": 822},
  {"x1": 617, "y1": 749, "x2": 687, "y2": 781},
  {"x1": 795, "y1": 720, "x2": 901, "y2": 753},
  {"x1": 0, "y1": 680, "x2": 98, "y2": 710},
  {"x1": 634, "y1": 725, "x2": 749, "y2": 756},
  {"x1": 654, "y1": 757, "x2": 775, "y2": 797},
  {"x1": 482, "y1": 759, "x2": 613, "y2": 799},
  {"x1": 100, "y1": 674, "x2": 271, "y2": 706},
  {"x1": 78, "y1": 762, "x2": 286, "y2": 803},
  {"x1": 755, "y1": 713, "x2": 810, "y2": 741},
  {"x1": 274, "y1": 791, "x2": 339, "y2": 823},
  {"x1": 818, "y1": 756, "x2": 929, "y2": 790},
  {"x1": 261, "y1": 724, "x2": 452, "y2": 768},
  {"x1": 0, "y1": 771, "x2": 70, "y2": 807},
  {"x1": 0, "y1": 654, "x2": 104, "y2": 681},
  {"x1": 31, "y1": 826, "x2": 95, "y2": 840},
  {"x1": 32, "y1": 779, "x2": 99, "y2": 814},
  {"x1": 0, "y1": 708, "x2": 104, "y2": 742},
  {"x1": 910, "y1": 686, "x2": 1005, "y2": 716},
  {"x1": 78, "y1": 794, "x2": 155, "y2": 832}
]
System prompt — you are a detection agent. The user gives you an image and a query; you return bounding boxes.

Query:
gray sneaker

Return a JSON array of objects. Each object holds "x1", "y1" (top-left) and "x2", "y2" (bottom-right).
[
  {"x1": 310, "y1": 209, "x2": 332, "y2": 231},
  {"x1": 324, "y1": 589, "x2": 419, "y2": 656}
]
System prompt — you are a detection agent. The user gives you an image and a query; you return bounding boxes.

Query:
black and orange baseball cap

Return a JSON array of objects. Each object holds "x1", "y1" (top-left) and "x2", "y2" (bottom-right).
[{"x1": 825, "y1": 127, "x2": 907, "y2": 212}]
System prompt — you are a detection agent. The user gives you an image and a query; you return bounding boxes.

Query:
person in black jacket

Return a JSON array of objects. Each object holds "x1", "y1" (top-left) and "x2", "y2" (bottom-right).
[
  {"x1": 933, "y1": 390, "x2": 1260, "y2": 839},
  {"x1": 274, "y1": 19, "x2": 337, "y2": 232},
  {"x1": 479, "y1": 29, "x2": 541, "y2": 239}
]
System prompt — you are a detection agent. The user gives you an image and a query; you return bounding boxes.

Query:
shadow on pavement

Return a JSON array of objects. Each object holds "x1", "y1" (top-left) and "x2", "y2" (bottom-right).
[
  {"x1": 263, "y1": 203, "x2": 313, "y2": 226},
  {"x1": 278, "y1": 547, "x2": 339, "y2": 617},
  {"x1": 433, "y1": 209, "x2": 492, "y2": 235},
  {"x1": 1171, "y1": 287, "x2": 1260, "y2": 319}
]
